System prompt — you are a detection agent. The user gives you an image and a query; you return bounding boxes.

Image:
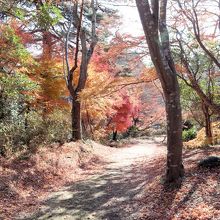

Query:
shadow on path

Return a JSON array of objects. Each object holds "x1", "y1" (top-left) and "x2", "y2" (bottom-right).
[{"x1": 17, "y1": 141, "x2": 166, "y2": 220}]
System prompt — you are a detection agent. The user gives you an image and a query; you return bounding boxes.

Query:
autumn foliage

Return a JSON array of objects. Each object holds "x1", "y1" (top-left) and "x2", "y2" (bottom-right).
[{"x1": 110, "y1": 95, "x2": 138, "y2": 132}]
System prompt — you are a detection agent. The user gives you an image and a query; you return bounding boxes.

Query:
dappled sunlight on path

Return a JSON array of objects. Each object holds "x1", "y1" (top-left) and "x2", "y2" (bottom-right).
[{"x1": 17, "y1": 139, "x2": 166, "y2": 220}]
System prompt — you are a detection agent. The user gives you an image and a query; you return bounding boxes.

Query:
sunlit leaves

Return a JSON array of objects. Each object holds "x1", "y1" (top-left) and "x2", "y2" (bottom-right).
[
  {"x1": 37, "y1": 3, "x2": 63, "y2": 30},
  {"x1": 0, "y1": 24, "x2": 33, "y2": 69}
]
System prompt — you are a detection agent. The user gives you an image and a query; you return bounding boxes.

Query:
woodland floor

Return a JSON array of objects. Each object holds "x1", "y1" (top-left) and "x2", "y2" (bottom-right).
[{"x1": 1, "y1": 138, "x2": 220, "y2": 220}]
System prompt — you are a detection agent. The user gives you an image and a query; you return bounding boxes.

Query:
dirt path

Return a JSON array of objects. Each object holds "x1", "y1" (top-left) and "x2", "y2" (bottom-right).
[{"x1": 17, "y1": 139, "x2": 166, "y2": 220}]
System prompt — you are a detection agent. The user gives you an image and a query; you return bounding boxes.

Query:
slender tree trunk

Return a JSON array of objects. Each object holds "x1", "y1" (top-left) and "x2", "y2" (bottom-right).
[
  {"x1": 24, "y1": 105, "x2": 31, "y2": 145},
  {"x1": 82, "y1": 119, "x2": 88, "y2": 139},
  {"x1": 72, "y1": 98, "x2": 82, "y2": 141},
  {"x1": 42, "y1": 31, "x2": 53, "y2": 60},
  {"x1": 86, "y1": 110, "x2": 94, "y2": 139},
  {"x1": 65, "y1": 0, "x2": 97, "y2": 142},
  {"x1": 0, "y1": 89, "x2": 5, "y2": 120},
  {"x1": 185, "y1": 76, "x2": 220, "y2": 116},
  {"x1": 112, "y1": 130, "x2": 117, "y2": 141},
  {"x1": 202, "y1": 102, "x2": 213, "y2": 144},
  {"x1": 133, "y1": 117, "x2": 139, "y2": 127}
]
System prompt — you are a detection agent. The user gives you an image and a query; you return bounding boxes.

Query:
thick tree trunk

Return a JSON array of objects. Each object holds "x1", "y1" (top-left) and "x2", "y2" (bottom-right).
[
  {"x1": 136, "y1": 0, "x2": 184, "y2": 184},
  {"x1": 72, "y1": 98, "x2": 82, "y2": 141},
  {"x1": 165, "y1": 91, "x2": 184, "y2": 183}
]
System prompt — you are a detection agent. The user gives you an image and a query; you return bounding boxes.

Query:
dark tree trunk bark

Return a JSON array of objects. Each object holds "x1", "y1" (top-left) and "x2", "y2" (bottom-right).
[
  {"x1": 133, "y1": 117, "x2": 139, "y2": 127},
  {"x1": 0, "y1": 89, "x2": 5, "y2": 120},
  {"x1": 65, "y1": 0, "x2": 97, "y2": 142},
  {"x1": 72, "y1": 98, "x2": 82, "y2": 141},
  {"x1": 42, "y1": 31, "x2": 53, "y2": 60},
  {"x1": 112, "y1": 130, "x2": 117, "y2": 141},
  {"x1": 202, "y1": 102, "x2": 213, "y2": 144}
]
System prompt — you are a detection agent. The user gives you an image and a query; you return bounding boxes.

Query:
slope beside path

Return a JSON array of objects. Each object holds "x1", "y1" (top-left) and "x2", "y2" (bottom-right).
[{"x1": 16, "y1": 139, "x2": 166, "y2": 220}]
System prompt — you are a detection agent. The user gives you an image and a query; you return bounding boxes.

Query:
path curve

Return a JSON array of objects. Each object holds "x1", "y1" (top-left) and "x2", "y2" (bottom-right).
[{"x1": 18, "y1": 139, "x2": 166, "y2": 220}]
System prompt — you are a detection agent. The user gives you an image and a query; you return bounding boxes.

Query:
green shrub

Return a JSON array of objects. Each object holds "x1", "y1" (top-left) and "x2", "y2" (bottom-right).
[
  {"x1": 0, "y1": 109, "x2": 71, "y2": 156},
  {"x1": 0, "y1": 71, "x2": 41, "y2": 154},
  {"x1": 182, "y1": 127, "x2": 197, "y2": 142},
  {"x1": 124, "y1": 125, "x2": 139, "y2": 138},
  {"x1": 45, "y1": 109, "x2": 71, "y2": 143},
  {"x1": 0, "y1": 110, "x2": 45, "y2": 155}
]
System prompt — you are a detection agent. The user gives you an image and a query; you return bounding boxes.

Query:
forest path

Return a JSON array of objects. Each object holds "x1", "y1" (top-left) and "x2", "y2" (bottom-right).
[{"x1": 18, "y1": 139, "x2": 166, "y2": 220}]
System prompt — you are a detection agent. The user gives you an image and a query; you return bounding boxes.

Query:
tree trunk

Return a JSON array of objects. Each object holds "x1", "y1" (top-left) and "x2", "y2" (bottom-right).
[
  {"x1": 202, "y1": 102, "x2": 213, "y2": 145},
  {"x1": 72, "y1": 98, "x2": 82, "y2": 141},
  {"x1": 87, "y1": 110, "x2": 94, "y2": 139},
  {"x1": 165, "y1": 91, "x2": 184, "y2": 183},
  {"x1": 42, "y1": 31, "x2": 53, "y2": 60},
  {"x1": 186, "y1": 77, "x2": 220, "y2": 116},
  {"x1": 64, "y1": 0, "x2": 97, "y2": 142},
  {"x1": 136, "y1": 0, "x2": 184, "y2": 184},
  {"x1": 112, "y1": 130, "x2": 117, "y2": 141},
  {"x1": 0, "y1": 89, "x2": 5, "y2": 120},
  {"x1": 82, "y1": 119, "x2": 88, "y2": 139}
]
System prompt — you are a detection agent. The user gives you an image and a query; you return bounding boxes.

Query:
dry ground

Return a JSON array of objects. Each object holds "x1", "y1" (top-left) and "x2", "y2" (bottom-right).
[{"x1": 1, "y1": 139, "x2": 220, "y2": 220}]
